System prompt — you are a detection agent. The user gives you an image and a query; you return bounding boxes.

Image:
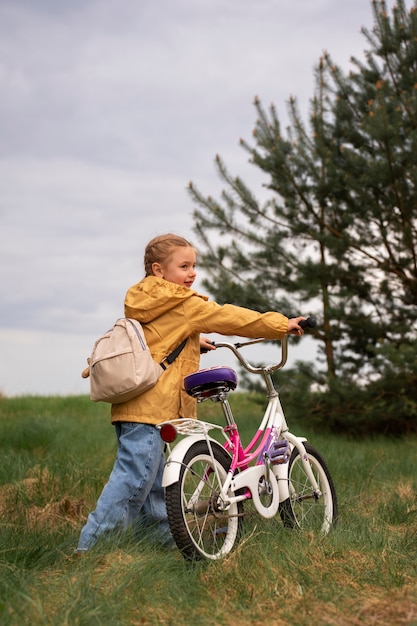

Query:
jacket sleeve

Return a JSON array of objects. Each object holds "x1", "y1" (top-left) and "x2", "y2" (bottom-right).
[{"x1": 185, "y1": 297, "x2": 289, "y2": 339}]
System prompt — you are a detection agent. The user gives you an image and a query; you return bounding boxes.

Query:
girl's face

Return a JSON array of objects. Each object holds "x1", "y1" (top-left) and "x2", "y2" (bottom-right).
[{"x1": 152, "y1": 246, "x2": 197, "y2": 288}]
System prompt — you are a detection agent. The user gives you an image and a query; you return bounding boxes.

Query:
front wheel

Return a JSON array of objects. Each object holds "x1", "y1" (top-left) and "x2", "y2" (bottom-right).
[
  {"x1": 165, "y1": 440, "x2": 243, "y2": 561},
  {"x1": 279, "y1": 442, "x2": 338, "y2": 533}
]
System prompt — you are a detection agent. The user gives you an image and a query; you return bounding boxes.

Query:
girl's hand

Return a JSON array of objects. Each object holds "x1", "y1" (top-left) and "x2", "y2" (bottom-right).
[
  {"x1": 200, "y1": 336, "x2": 216, "y2": 353},
  {"x1": 287, "y1": 317, "x2": 306, "y2": 336}
]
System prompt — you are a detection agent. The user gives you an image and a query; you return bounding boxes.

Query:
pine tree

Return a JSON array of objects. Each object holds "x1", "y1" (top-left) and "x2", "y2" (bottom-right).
[
  {"x1": 321, "y1": 0, "x2": 417, "y2": 360},
  {"x1": 189, "y1": 0, "x2": 417, "y2": 383}
]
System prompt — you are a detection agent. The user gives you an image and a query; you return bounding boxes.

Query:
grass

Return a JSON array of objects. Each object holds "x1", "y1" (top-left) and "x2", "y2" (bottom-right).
[{"x1": 0, "y1": 394, "x2": 416, "y2": 625}]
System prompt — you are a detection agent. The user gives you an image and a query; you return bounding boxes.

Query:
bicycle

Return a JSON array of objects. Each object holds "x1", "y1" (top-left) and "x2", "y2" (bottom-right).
[{"x1": 158, "y1": 318, "x2": 338, "y2": 561}]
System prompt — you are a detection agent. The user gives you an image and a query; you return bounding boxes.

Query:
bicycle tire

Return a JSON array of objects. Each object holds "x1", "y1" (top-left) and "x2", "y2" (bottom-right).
[
  {"x1": 278, "y1": 442, "x2": 338, "y2": 532},
  {"x1": 165, "y1": 440, "x2": 243, "y2": 561}
]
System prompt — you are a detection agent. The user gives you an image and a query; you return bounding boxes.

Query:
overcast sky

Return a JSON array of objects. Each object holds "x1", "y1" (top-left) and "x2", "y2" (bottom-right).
[{"x1": 0, "y1": 0, "x2": 393, "y2": 396}]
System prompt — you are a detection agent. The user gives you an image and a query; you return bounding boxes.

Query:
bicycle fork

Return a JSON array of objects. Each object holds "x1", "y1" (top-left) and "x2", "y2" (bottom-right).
[{"x1": 278, "y1": 433, "x2": 323, "y2": 501}]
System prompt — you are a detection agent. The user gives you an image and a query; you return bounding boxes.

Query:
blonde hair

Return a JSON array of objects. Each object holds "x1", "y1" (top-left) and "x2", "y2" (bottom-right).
[{"x1": 144, "y1": 233, "x2": 195, "y2": 276}]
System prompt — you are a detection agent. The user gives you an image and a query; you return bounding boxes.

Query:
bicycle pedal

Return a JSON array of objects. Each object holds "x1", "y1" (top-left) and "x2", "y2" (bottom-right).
[
  {"x1": 267, "y1": 440, "x2": 290, "y2": 465},
  {"x1": 213, "y1": 527, "x2": 228, "y2": 538}
]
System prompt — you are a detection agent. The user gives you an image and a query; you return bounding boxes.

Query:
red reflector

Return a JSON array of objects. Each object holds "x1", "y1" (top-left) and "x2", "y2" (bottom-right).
[{"x1": 160, "y1": 423, "x2": 177, "y2": 443}]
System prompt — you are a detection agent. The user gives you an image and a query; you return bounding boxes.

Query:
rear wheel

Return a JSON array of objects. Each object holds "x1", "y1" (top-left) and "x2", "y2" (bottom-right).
[
  {"x1": 279, "y1": 442, "x2": 338, "y2": 532},
  {"x1": 165, "y1": 440, "x2": 243, "y2": 560}
]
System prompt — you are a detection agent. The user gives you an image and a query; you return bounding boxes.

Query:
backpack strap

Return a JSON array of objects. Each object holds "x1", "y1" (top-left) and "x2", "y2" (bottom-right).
[
  {"x1": 127, "y1": 318, "x2": 187, "y2": 371},
  {"x1": 160, "y1": 339, "x2": 188, "y2": 371}
]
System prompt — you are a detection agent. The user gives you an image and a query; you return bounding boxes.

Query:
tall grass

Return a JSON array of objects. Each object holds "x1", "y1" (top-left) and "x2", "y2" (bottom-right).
[{"x1": 0, "y1": 394, "x2": 416, "y2": 625}]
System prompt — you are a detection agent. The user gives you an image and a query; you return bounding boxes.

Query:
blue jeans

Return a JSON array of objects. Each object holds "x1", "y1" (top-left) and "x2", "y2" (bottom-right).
[{"x1": 76, "y1": 422, "x2": 171, "y2": 552}]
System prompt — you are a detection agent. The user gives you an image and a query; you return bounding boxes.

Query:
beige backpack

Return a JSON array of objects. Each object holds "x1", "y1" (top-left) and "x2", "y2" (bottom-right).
[{"x1": 82, "y1": 318, "x2": 187, "y2": 404}]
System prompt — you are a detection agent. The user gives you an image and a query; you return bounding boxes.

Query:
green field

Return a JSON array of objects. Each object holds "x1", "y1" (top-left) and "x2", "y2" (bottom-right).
[{"x1": 0, "y1": 394, "x2": 416, "y2": 625}]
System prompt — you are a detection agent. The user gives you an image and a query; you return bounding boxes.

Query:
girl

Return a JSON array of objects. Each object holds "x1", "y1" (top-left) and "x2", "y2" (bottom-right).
[{"x1": 75, "y1": 233, "x2": 305, "y2": 554}]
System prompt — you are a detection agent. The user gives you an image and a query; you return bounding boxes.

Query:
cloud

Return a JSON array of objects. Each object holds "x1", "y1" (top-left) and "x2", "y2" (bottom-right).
[{"x1": 0, "y1": 157, "x2": 196, "y2": 332}]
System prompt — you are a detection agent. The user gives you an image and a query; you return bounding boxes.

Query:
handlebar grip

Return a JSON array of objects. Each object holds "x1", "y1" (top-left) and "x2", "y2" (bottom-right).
[
  {"x1": 200, "y1": 341, "x2": 216, "y2": 354},
  {"x1": 299, "y1": 317, "x2": 317, "y2": 329}
]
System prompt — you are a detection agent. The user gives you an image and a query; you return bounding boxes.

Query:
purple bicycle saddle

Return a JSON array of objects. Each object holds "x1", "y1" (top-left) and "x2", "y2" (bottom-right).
[{"x1": 184, "y1": 366, "x2": 238, "y2": 399}]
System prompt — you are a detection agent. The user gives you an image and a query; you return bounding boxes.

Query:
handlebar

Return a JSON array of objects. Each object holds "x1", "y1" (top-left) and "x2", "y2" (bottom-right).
[{"x1": 206, "y1": 316, "x2": 316, "y2": 375}]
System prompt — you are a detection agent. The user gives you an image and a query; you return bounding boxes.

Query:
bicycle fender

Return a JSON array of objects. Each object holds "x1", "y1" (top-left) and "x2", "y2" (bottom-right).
[{"x1": 162, "y1": 434, "x2": 219, "y2": 488}]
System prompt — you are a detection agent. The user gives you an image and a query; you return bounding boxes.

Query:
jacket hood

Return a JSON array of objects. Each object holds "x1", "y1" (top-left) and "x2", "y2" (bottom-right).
[{"x1": 124, "y1": 276, "x2": 208, "y2": 324}]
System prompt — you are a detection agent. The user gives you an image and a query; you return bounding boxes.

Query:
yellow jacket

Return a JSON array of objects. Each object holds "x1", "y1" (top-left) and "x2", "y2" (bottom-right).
[{"x1": 111, "y1": 276, "x2": 289, "y2": 425}]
